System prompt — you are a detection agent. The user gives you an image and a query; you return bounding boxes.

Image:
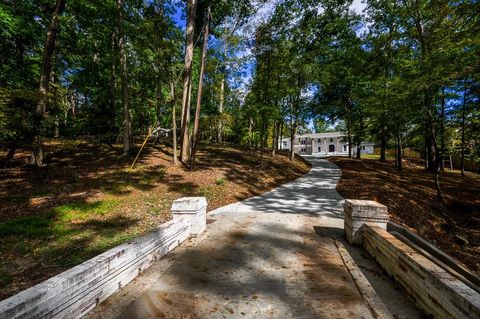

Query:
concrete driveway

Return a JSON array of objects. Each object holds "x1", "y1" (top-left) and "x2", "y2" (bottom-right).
[{"x1": 87, "y1": 157, "x2": 417, "y2": 319}]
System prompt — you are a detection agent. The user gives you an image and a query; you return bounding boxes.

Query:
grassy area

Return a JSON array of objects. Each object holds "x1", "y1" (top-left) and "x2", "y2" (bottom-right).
[
  {"x1": 360, "y1": 154, "x2": 381, "y2": 160},
  {"x1": 330, "y1": 157, "x2": 480, "y2": 275},
  {"x1": 359, "y1": 154, "x2": 397, "y2": 160},
  {"x1": 0, "y1": 139, "x2": 310, "y2": 300}
]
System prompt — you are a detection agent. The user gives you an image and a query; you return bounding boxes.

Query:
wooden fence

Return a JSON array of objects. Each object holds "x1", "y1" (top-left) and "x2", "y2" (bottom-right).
[
  {"x1": 373, "y1": 148, "x2": 480, "y2": 172},
  {"x1": 374, "y1": 148, "x2": 421, "y2": 159},
  {"x1": 451, "y1": 157, "x2": 480, "y2": 172}
]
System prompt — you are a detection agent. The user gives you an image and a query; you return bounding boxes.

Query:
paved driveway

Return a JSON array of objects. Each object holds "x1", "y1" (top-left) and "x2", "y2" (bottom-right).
[{"x1": 88, "y1": 157, "x2": 375, "y2": 319}]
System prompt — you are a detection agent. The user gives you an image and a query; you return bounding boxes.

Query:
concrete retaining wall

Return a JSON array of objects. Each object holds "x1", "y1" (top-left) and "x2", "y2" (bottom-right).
[
  {"x1": 363, "y1": 225, "x2": 480, "y2": 319},
  {"x1": 0, "y1": 217, "x2": 191, "y2": 319}
]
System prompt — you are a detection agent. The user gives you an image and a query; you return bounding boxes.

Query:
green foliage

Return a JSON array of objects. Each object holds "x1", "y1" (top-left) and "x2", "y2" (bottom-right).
[
  {"x1": 0, "y1": 0, "x2": 478, "y2": 164},
  {"x1": 0, "y1": 89, "x2": 39, "y2": 143},
  {"x1": 215, "y1": 177, "x2": 225, "y2": 185}
]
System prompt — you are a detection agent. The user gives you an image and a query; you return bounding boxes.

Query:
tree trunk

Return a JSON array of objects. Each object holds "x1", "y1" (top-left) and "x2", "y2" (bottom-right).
[
  {"x1": 427, "y1": 99, "x2": 443, "y2": 198},
  {"x1": 272, "y1": 120, "x2": 279, "y2": 156},
  {"x1": 110, "y1": 30, "x2": 117, "y2": 135},
  {"x1": 289, "y1": 98, "x2": 296, "y2": 162},
  {"x1": 180, "y1": 0, "x2": 197, "y2": 163},
  {"x1": 190, "y1": 7, "x2": 210, "y2": 170},
  {"x1": 424, "y1": 136, "x2": 429, "y2": 170},
  {"x1": 279, "y1": 120, "x2": 284, "y2": 150},
  {"x1": 116, "y1": 0, "x2": 131, "y2": 154},
  {"x1": 396, "y1": 136, "x2": 402, "y2": 172},
  {"x1": 346, "y1": 96, "x2": 353, "y2": 159},
  {"x1": 171, "y1": 82, "x2": 178, "y2": 165},
  {"x1": 394, "y1": 137, "x2": 397, "y2": 167},
  {"x1": 461, "y1": 85, "x2": 466, "y2": 176},
  {"x1": 290, "y1": 133, "x2": 295, "y2": 161},
  {"x1": 380, "y1": 130, "x2": 386, "y2": 162},
  {"x1": 33, "y1": 0, "x2": 66, "y2": 166},
  {"x1": 248, "y1": 117, "x2": 253, "y2": 148},
  {"x1": 425, "y1": 94, "x2": 436, "y2": 172},
  {"x1": 156, "y1": 80, "x2": 162, "y2": 123},
  {"x1": 4, "y1": 147, "x2": 16, "y2": 169},
  {"x1": 54, "y1": 115, "x2": 60, "y2": 138},
  {"x1": 218, "y1": 75, "x2": 225, "y2": 143},
  {"x1": 347, "y1": 130, "x2": 352, "y2": 159},
  {"x1": 440, "y1": 88, "x2": 445, "y2": 171}
]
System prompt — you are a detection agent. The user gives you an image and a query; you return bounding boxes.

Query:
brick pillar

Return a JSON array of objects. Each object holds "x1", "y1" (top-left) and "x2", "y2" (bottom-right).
[
  {"x1": 344, "y1": 199, "x2": 388, "y2": 244},
  {"x1": 171, "y1": 197, "x2": 207, "y2": 236}
]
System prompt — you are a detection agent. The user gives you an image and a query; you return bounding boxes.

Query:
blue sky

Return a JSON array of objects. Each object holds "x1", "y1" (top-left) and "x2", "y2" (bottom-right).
[
  {"x1": 171, "y1": 0, "x2": 367, "y2": 110},
  {"x1": 171, "y1": 0, "x2": 367, "y2": 130}
]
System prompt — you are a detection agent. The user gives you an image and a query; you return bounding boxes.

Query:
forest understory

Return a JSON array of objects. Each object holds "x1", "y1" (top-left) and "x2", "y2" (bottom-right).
[
  {"x1": 0, "y1": 138, "x2": 310, "y2": 300},
  {"x1": 330, "y1": 157, "x2": 480, "y2": 276}
]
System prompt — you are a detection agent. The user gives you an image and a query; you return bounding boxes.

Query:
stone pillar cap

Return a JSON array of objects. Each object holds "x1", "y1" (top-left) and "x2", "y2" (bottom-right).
[
  {"x1": 344, "y1": 199, "x2": 387, "y2": 208},
  {"x1": 171, "y1": 197, "x2": 207, "y2": 212}
]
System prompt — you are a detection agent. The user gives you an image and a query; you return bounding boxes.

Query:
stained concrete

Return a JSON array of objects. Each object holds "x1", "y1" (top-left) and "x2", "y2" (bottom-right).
[{"x1": 87, "y1": 157, "x2": 422, "y2": 319}]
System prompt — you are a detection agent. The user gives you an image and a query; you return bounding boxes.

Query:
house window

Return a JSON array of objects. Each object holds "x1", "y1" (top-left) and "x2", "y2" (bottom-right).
[
  {"x1": 283, "y1": 141, "x2": 287, "y2": 146},
  {"x1": 300, "y1": 148, "x2": 306, "y2": 153},
  {"x1": 344, "y1": 145, "x2": 347, "y2": 151},
  {"x1": 300, "y1": 140, "x2": 306, "y2": 145},
  {"x1": 318, "y1": 146, "x2": 321, "y2": 152},
  {"x1": 330, "y1": 138, "x2": 333, "y2": 142},
  {"x1": 318, "y1": 138, "x2": 321, "y2": 143},
  {"x1": 362, "y1": 146, "x2": 366, "y2": 150}
]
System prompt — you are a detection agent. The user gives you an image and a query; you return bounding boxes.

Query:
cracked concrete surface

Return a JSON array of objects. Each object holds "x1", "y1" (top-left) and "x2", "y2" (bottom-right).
[{"x1": 87, "y1": 157, "x2": 422, "y2": 319}]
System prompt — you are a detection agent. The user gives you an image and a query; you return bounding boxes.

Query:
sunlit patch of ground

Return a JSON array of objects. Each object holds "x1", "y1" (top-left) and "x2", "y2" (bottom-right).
[{"x1": 0, "y1": 139, "x2": 310, "y2": 300}]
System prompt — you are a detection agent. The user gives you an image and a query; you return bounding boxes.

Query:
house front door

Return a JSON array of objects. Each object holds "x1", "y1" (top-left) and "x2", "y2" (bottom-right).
[{"x1": 329, "y1": 145, "x2": 335, "y2": 153}]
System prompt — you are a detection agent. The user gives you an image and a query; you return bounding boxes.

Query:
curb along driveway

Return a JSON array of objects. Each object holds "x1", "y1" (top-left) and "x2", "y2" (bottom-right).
[{"x1": 88, "y1": 157, "x2": 377, "y2": 319}]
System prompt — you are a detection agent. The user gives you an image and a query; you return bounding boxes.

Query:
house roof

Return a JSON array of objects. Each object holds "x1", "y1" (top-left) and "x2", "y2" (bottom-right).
[
  {"x1": 280, "y1": 132, "x2": 375, "y2": 145},
  {"x1": 281, "y1": 132, "x2": 346, "y2": 140}
]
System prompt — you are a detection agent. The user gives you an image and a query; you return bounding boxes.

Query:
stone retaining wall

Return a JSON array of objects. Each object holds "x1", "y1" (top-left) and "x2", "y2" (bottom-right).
[
  {"x1": 363, "y1": 225, "x2": 480, "y2": 319},
  {"x1": 0, "y1": 217, "x2": 191, "y2": 319}
]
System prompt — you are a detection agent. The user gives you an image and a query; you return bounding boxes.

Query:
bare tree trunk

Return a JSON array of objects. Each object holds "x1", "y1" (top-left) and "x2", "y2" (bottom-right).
[
  {"x1": 397, "y1": 136, "x2": 402, "y2": 172},
  {"x1": 461, "y1": 85, "x2": 466, "y2": 176},
  {"x1": 156, "y1": 81, "x2": 162, "y2": 123},
  {"x1": 440, "y1": 88, "x2": 445, "y2": 171},
  {"x1": 272, "y1": 120, "x2": 278, "y2": 156},
  {"x1": 380, "y1": 129, "x2": 386, "y2": 162},
  {"x1": 171, "y1": 82, "x2": 178, "y2": 165},
  {"x1": 289, "y1": 97, "x2": 296, "y2": 162},
  {"x1": 218, "y1": 76, "x2": 225, "y2": 143},
  {"x1": 347, "y1": 130, "x2": 352, "y2": 159},
  {"x1": 260, "y1": 114, "x2": 266, "y2": 165},
  {"x1": 248, "y1": 117, "x2": 253, "y2": 147},
  {"x1": 54, "y1": 115, "x2": 60, "y2": 138},
  {"x1": 110, "y1": 30, "x2": 117, "y2": 136},
  {"x1": 425, "y1": 95, "x2": 436, "y2": 172},
  {"x1": 426, "y1": 99, "x2": 443, "y2": 198},
  {"x1": 180, "y1": 0, "x2": 197, "y2": 163},
  {"x1": 33, "y1": 0, "x2": 66, "y2": 166},
  {"x1": 290, "y1": 129, "x2": 295, "y2": 161},
  {"x1": 4, "y1": 147, "x2": 16, "y2": 169},
  {"x1": 116, "y1": 0, "x2": 131, "y2": 154},
  {"x1": 424, "y1": 126, "x2": 429, "y2": 169},
  {"x1": 394, "y1": 137, "x2": 398, "y2": 167},
  {"x1": 190, "y1": 7, "x2": 210, "y2": 169},
  {"x1": 279, "y1": 120, "x2": 284, "y2": 150}
]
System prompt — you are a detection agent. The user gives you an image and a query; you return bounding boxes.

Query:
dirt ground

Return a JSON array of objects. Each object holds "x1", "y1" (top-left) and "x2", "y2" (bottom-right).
[
  {"x1": 0, "y1": 139, "x2": 310, "y2": 300},
  {"x1": 329, "y1": 157, "x2": 480, "y2": 276}
]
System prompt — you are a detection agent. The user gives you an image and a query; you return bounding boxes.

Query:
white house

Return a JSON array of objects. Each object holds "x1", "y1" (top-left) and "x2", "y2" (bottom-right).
[{"x1": 279, "y1": 132, "x2": 375, "y2": 156}]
